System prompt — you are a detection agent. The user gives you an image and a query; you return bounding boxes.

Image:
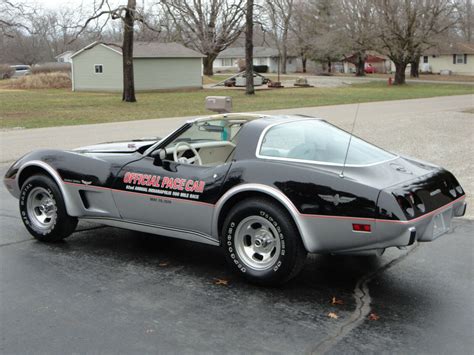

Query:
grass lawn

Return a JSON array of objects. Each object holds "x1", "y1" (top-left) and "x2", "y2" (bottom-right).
[{"x1": 0, "y1": 81, "x2": 472, "y2": 129}]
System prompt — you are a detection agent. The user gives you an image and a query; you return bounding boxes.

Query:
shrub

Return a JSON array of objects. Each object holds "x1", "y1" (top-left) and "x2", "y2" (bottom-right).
[
  {"x1": 2, "y1": 72, "x2": 71, "y2": 89},
  {"x1": 31, "y1": 62, "x2": 71, "y2": 74},
  {"x1": 0, "y1": 64, "x2": 14, "y2": 80}
]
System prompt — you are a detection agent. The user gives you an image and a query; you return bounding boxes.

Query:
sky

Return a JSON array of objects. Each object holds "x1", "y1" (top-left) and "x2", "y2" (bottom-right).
[
  {"x1": 25, "y1": 0, "x2": 150, "y2": 10},
  {"x1": 28, "y1": 0, "x2": 90, "y2": 9}
]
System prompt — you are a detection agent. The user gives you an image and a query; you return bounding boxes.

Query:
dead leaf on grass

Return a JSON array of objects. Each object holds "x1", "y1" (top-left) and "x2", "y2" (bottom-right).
[
  {"x1": 368, "y1": 313, "x2": 380, "y2": 321},
  {"x1": 331, "y1": 296, "x2": 344, "y2": 305},
  {"x1": 158, "y1": 262, "x2": 169, "y2": 267},
  {"x1": 328, "y1": 312, "x2": 339, "y2": 319}
]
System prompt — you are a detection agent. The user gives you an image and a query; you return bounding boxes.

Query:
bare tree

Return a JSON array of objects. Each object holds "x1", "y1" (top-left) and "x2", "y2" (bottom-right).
[
  {"x1": 0, "y1": 3, "x2": 84, "y2": 64},
  {"x1": 453, "y1": 0, "x2": 473, "y2": 42},
  {"x1": 338, "y1": 0, "x2": 376, "y2": 76},
  {"x1": 290, "y1": 1, "x2": 315, "y2": 73},
  {"x1": 264, "y1": 0, "x2": 294, "y2": 74},
  {"x1": 305, "y1": 0, "x2": 342, "y2": 73},
  {"x1": 246, "y1": 0, "x2": 255, "y2": 95},
  {"x1": 74, "y1": 0, "x2": 160, "y2": 102},
  {"x1": 161, "y1": 0, "x2": 245, "y2": 76},
  {"x1": 0, "y1": 0, "x2": 36, "y2": 38},
  {"x1": 374, "y1": 0, "x2": 455, "y2": 84}
]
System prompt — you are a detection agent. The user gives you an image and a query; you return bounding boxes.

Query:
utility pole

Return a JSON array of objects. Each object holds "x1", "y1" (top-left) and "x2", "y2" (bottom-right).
[{"x1": 245, "y1": 0, "x2": 254, "y2": 95}]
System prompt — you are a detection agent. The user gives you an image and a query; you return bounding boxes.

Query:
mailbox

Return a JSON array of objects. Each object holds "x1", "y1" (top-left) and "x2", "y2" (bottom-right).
[{"x1": 205, "y1": 96, "x2": 232, "y2": 113}]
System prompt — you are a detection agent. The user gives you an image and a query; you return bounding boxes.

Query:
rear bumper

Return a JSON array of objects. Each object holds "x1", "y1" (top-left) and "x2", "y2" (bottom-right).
[
  {"x1": 297, "y1": 196, "x2": 466, "y2": 254},
  {"x1": 359, "y1": 196, "x2": 466, "y2": 252}
]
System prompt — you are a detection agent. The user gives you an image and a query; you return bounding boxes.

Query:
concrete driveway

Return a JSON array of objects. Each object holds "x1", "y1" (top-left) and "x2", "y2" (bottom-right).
[{"x1": 1, "y1": 94, "x2": 473, "y2": 217}]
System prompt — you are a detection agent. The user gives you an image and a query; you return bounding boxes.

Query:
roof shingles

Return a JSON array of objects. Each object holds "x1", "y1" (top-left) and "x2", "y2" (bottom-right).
[
  {"x1": 72, "y1": 41, "x2": 205, "y2": 59},
  {"x1": 423, "y1": 42, "x2": 474, "y2": 55}
]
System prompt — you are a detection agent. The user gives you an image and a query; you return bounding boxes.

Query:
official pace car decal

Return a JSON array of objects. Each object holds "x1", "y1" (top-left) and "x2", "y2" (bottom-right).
[{"x1": 122, "y1": 171, "x2": 206, "y2": 200}]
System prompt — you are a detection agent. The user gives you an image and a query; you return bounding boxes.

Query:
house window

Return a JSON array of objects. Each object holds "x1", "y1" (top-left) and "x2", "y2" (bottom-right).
[
  {"x1": 454, "y1": 54, "x2": 466, "y2": 64},
  {"x1": 423, "y1": 56, "x2": 428, "y2": 63},
  {"x1": 94, "y1": 64, "x2": 103, "y2": 74},
  {"x1": 288, "y1": 58, "x2": 293, "y2": 64},
  {"x1": 222, "y1": 58, "x2": 233, "y2": 66}
]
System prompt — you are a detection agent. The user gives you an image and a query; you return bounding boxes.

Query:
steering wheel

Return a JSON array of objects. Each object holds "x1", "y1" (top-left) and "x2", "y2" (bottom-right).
[{"x1": 173, "y1": 142, "x2": 202, "y2": 165}]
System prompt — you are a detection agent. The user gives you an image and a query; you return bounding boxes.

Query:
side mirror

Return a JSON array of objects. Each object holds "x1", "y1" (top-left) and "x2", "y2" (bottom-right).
[{"x1": 150, "y1": 148, "x2": 166, "y2": 166}]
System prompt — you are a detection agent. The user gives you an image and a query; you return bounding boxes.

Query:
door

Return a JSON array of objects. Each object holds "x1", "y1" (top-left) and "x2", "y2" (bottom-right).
[
  {"x1": 111, "y1": 117, "x2": 246, "y2": 243},
  {"x1": 112, "y1": 156, "x2": 231, "y2": 241}
]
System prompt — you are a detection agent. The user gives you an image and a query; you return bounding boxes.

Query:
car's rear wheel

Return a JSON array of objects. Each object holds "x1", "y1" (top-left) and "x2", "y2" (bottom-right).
[
  {"x1": 221, "y1": 198, "x2": 307, "y2": 285},
  {"x1": 20, "y1": 174, "x2": 77, "y2": 242}
]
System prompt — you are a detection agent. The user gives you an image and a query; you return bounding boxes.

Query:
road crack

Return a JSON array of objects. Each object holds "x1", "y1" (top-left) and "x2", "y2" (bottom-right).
[
  {"x1": 310, "y1": 244, "x2": 420, "y2": 354},
  {"x1": 0, "y1": 239, "x2": 33, "y2": 247}
]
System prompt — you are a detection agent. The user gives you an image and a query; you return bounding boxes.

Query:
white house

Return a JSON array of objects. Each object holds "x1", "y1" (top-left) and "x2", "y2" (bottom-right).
[
  {"x1": 420, "y1": 42, "x2": 474, "y2": 76},
  {"x1": 70, "y1": 41, "x2": 204, "y2": 92},
  {"x1": 55, "y1": 51, "x2": 74, "y2": 63},
  {"x1": 214, "y1": 47, "x2": 298, "y2": 73}
]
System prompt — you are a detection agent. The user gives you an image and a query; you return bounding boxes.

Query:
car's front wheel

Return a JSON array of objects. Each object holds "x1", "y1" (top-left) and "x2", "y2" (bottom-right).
[
  {"x1": 20, "y1": 174, "x2": 78, "y2": 242},
  {"x1": 222, "y1": 198, "x2": 307, "y2": 285}
]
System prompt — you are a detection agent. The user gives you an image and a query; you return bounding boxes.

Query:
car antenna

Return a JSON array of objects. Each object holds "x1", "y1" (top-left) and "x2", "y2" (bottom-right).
[{"x1": 340, "y1": 103, "x2": 360, "y2": 179}]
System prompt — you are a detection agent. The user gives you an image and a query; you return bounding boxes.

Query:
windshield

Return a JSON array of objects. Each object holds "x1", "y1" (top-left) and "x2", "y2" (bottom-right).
[
  {"x1": 258, "y1": 119, "x2": 396, "y2": 166},
  {"x1": 165, "y1": 119, "x2": 246, "y2": 149}
]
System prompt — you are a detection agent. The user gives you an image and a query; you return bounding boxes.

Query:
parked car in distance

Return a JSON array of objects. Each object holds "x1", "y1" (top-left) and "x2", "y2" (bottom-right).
[
  {"x1": 364, "y1": 63, "x2": 376, "y2": 74},
  {"x1": 10, "y1": 65, "x2": 32, "y2": 77},
  {"x1": 224, "y1": 73, "x2": 270, "y2": 87}
]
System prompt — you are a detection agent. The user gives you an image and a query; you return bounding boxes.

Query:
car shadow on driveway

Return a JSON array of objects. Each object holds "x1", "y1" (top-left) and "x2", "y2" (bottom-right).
[{"x1": 3, "y1": 221, "x2": 456, "y2": 354}]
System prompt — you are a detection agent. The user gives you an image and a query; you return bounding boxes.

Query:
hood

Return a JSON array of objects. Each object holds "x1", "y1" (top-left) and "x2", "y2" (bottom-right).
[{"x1": 73, "y1": 138, "x2": 160, "y2": 153}]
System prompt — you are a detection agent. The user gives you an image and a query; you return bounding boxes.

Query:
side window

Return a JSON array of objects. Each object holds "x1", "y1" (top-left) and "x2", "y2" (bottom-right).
[
  {"x1": 94, "y1": 64, "x2": 103, "y2": 74},
  {"x1": 259, "y1": 124, "x2": 306, "y2": 158},
  {"x1": 259, "y1": 120, "x2": 396, "y2": 166},
  {"x1": 423, "y1": 56, "x2": 428, "y2": 63}
]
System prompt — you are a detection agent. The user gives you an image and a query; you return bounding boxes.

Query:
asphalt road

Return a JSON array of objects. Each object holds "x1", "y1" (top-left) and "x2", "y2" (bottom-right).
[{"x1": 1, "y1": 165, "x2": 473, "y2": 354}]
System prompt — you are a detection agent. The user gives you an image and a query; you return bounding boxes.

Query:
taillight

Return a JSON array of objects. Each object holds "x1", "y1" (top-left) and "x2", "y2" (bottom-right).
[
  {"x1": 411, "y1": 192, "x2": 425, "y2": 213},
  {"x1": 397, "y1": 195, "x2": 415, "y2": 217},
  {"x1": 397, "y1": 192, "x2": 425, "y2": 217}
]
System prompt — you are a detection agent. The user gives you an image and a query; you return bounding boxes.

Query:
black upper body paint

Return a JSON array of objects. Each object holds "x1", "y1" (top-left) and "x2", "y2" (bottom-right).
[{"x1": 5, "y1": 119, "x2": 464, "y2": 222}]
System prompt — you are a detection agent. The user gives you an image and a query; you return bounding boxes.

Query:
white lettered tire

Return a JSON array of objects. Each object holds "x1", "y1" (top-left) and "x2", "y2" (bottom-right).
[
  {"x1": 222, "y1": 198, "x2": 307, "y2": 285},
  {"x1": 20, "y1": 175, "x2": 77, "y2": 242}
]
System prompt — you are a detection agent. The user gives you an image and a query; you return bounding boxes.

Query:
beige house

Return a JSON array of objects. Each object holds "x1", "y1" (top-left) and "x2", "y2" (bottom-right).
[
  {"x1": 420, "y1": 42, "x2": 474, "y2": 76},
  {"x1": 71, "y1": 42, "x2": 204, "y2": 91},
  {"x1": 214, "y1": 47, "x2": 298, "y2": 73}
]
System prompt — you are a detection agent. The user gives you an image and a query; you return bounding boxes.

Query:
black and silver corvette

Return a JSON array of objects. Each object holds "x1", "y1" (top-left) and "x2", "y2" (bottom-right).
[{"x1": 4, "y1": 114, "x2": 467, "y2": 285}]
